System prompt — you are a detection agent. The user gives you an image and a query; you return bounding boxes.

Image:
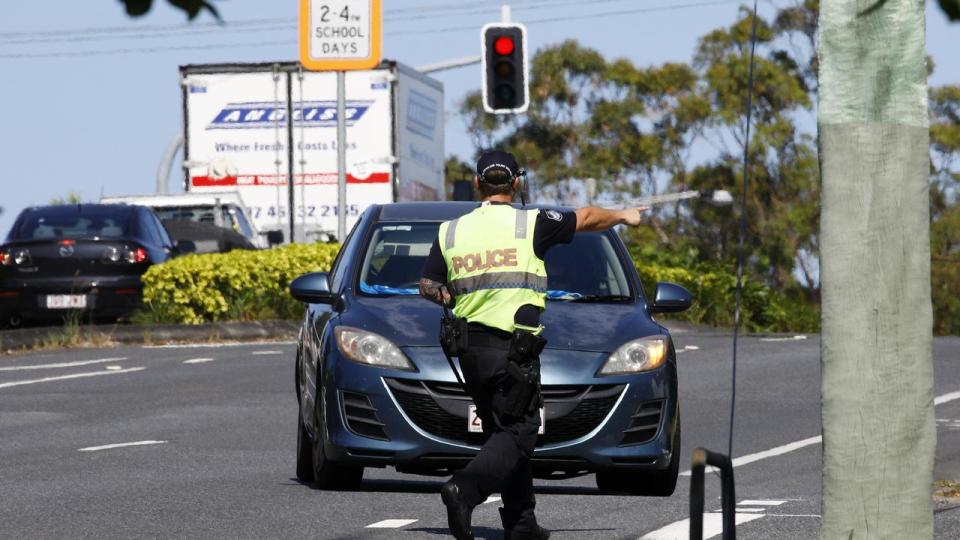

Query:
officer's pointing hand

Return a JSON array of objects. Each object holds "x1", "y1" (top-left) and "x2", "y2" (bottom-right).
[{"x1": 620, "y1": 206, "x2": 648, "y2": 227}]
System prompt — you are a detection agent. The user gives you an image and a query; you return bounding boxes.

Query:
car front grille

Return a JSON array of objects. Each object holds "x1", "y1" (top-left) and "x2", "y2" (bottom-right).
[
  {"x1": 340, "y1": 391, "x2": 389, "y2": 441},
  {"x1": 385, "y1": 378, "x2": 624, "y2": 447},
  {"x1": 619, "y1": 399, "x2": 664, "y2": 446}
]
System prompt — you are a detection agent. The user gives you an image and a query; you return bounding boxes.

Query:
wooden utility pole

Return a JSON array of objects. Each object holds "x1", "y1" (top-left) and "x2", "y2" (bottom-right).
[{"x1": 819, "y1": 0, "x2": 934, "y2": 537}]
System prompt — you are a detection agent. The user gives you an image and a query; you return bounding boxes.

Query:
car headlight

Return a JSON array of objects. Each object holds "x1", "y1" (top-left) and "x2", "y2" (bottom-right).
[
  {"x1": 597, "y1": 336, "x2": 668, "y2": 376},
  {"x1": 335, "y1": 326, "x2": 416, "y2": 371}
]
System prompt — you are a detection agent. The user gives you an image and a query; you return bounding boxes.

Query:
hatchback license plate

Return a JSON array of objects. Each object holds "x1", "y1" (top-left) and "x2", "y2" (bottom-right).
[
  {"x1": 468, "y1": 404, "x2": 545, "y2": 435},
  {"x1": 46, "y1": 295, "x2": 86, "y2": 309}
]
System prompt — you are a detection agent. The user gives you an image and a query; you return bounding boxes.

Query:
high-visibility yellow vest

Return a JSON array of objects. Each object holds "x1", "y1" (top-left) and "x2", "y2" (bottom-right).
[{"x1": 439, "y1": 203, "x2": 547, "y2": 333}]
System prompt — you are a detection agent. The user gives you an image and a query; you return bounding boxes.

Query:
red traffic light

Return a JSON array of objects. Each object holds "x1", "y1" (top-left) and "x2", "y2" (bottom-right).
[{"x1": 494, "y1": 36, "x2": 515, "y2": 56}]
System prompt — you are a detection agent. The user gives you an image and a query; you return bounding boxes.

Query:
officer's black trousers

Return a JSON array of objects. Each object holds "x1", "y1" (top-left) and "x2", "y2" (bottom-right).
[{"x1": 451, "y1": 326, "x2": 541, "y2": 531}]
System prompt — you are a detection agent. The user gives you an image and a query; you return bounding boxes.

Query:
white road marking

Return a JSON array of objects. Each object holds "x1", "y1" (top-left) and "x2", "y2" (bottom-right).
[
  {"x1": 738, "y1": 500, "x2": 786, "y2": 506},
  {"x1": 365, "y1": 519, "x2": 418, "y2": 528},
  {"x1": 935, "y1": 390, "x2": 960, "y2": 405},
  {"x1": 638, "y1": 512, "x2": 763, "y2": 540},
  {"x1": 680, "y1": 435, "x2": 822, "y2": 476},
  {"x1": 766, "y1": 513, "x2": 821, "y2": 518},
  {"x1": 251, "y1": 350, "x2": 283, "y2": 356},
  {"x1": 183, "y1": 358, "x2": 215, "y2": 364},
  {"x1": 0, "y1": 357, "x2": 127, "y2": 371},
  {"x1": 759, "y1": 335, "x2": 807, "y2": 342},
  {"x1": 685, "y1": 345, "x2": 700, "y2": 351},
  {"x1": 105, "y1": 366, "x2": 123, "y2": 371},
  {"x1": 144, "y1": 340, "x2": 296, "y2": 349},
  {"x1": 78, "y1": 440, "x2": 167, "y2": 452},
  {"x1": 735, "y1": 507, "x2": 765, "y2": 513},
  {"x1": 483, "y1": 496, "x2": 501, "y2": 504},
  {"x1": 0, "y1": 367, "x2": 145, "y2": 390},
  {"x1": 679, "y1": 388, "x2": 960, "y2": 477}
]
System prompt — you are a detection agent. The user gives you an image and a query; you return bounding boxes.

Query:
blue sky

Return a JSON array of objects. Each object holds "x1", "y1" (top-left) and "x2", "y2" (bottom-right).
[{"x1": 0, "y1": 0, "x2": 957, "y2": 236}]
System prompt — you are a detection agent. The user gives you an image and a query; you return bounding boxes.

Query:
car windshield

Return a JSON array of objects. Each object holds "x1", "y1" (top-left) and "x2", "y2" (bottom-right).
[
  {"x1": 358, "y1": 222, "x2": 634, "y2": 301},
  {"x1": 154, "y1": 205, "x2": 238, "y2": 230},
  {"x1": 10, "y1": 206, "x2": 132, "y2": 241}
]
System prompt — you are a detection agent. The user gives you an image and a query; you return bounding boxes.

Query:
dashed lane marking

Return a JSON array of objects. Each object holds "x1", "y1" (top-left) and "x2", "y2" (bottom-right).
[
  {"x1": 638, "y1": 512, "x2": 764, "y2": 539},
  {"x1": 251, "y1": 350, "x2": 284, "y2": 356},
  {"x1": 78, "y1": 440, "x2": 167, "y2": 452},
  {"x1": 183, "y1": 358, "x2": 216, "y2": 364},
  {"x1": 144, "y1": 341, "x2": 296, "y2": 349},
  {"x1": 759, "y1": 335, "x2": 807, "y2": 342},
  {"x1": 105, "y1": 366, "x2": 123, "y2": 371},
  {"x1": 0, "y1": 367, "x2": 145, "y2": 390},
  {"x1": 365, "y1": 519, "x2": 418, "y2": 529},
  {"x1": 0, "y1": 357, "x2": 127, "y2": 371}
]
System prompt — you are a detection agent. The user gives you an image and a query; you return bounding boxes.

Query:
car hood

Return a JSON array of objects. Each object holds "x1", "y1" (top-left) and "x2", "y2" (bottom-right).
[{"x1": 342, "y1": 295, "x2": 664, "y2": 353}]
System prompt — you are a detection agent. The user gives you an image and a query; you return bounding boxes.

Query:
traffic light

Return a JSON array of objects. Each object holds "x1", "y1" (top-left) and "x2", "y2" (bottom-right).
[{"x1": 481, "y1": 23, "x2": 528, "y2": 114}]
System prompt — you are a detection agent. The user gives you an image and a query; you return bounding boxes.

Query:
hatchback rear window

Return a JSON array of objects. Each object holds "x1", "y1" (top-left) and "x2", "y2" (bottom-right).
[
  {"x1": 10, "y1": 206, "x2": 132, "y2": 240},
  {"x1": 357, "y1": 222, "x2": 634, "y2": 301}
]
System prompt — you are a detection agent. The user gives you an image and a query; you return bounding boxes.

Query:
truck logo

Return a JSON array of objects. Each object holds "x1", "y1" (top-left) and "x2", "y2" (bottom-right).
[
  {"x1": 207, "y1": 101, "x2": 373, "y2": 130},
  {"x1": 405, "y1": 90, "x2": 437, "y2": 141}
]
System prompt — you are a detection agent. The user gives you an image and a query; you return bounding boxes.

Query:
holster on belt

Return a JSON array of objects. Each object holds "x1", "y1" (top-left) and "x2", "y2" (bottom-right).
[{"x1": 501, "y1": 330, "x2": 547, "y2": 418}]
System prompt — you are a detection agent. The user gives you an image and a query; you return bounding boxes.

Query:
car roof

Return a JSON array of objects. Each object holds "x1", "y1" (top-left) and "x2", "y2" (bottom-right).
[
  {"x1": 375, "y1": 201, "x2": 574, "y2": 222},
  {"x1": 23, "y1": 203, "x2": 136, "y2": 215},
  {"x1": 100, "y1": 192, "x2": 246, "y2": 207}
]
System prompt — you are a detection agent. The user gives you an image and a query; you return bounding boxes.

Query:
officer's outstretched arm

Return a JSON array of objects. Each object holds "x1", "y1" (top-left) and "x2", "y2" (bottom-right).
[
  {"x1": 419, "y1": 278, "x2": 453, "y2": 306},
  {"x1": 574, "y1": 206, "x2": 648, "y2": 232}
]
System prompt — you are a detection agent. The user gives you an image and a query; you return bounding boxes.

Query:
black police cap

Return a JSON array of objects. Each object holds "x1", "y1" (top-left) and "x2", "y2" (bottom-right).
[{"x1": 476, "y1": 150, "x2": 520, "y2": 184}]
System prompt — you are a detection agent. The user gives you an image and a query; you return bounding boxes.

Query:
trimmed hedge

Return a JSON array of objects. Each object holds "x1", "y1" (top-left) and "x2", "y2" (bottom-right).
[
  {"x1": 139, "y1": 243, "x2": 339, "y2": 325},
  {"x1": 631, "y1": 246, "x2": 819, "y2": 333},
  {"x1": 139, "y1": 242, "x2": 819, "y2": 332}
]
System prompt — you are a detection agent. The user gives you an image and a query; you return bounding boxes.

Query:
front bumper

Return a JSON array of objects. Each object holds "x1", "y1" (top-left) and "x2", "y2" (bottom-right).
[{"x1": 320, "y1": 346, "x2": 678, "y2": 475}]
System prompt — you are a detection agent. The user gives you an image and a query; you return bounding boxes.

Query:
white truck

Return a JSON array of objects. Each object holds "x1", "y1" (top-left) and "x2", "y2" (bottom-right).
[{"x1": 179, "y1": 60, "x2": 445, "y2": 243}]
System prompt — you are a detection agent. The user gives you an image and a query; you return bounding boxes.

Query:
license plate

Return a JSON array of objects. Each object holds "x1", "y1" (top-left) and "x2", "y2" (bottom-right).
[
  {"x1": 468, "y1": 404, "x2": 545, "y2": 435},
  {"x1": 46, "y1": 294, "x2": 86, "y2": 309}
]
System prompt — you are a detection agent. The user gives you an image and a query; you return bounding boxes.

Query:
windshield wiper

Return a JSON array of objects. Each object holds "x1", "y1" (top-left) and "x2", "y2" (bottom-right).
[{"x1": 567, "y1": 294, "x2": 633, "y2": 303}]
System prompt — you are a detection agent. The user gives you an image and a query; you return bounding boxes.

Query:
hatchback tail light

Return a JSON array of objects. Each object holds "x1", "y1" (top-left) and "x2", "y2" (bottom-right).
[
  {"x1": 1, "y1": 248, "x2": 31, "y2": 266},
  {"x1": 126, "y1": 246, "x2": 149, "y2": 264}
]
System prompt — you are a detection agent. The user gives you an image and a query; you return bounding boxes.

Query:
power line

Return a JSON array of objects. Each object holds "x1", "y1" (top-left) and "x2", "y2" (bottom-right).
[
  {"x1": 0, "y1": 0, "x2": 740, "y2": 60},
  {"x1": 0, "y1": 0, "x2": 665, "y2": 43}
]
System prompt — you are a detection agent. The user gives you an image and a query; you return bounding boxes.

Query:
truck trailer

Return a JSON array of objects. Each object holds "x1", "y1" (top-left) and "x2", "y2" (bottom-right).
[{"x1": 180, "y1": 60, "x2": 445, "y2": 243}]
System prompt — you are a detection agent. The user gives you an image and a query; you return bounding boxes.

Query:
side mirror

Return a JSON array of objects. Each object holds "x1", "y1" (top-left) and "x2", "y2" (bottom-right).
[
  {"x1": 289, "y1": 272, "x2": 336, "y2": 304},
  {"x1": 175, "y1": 240, "x2": 196, "y2": 255},
  {"x1": 648, "y1": 282, "x2": 692, "y2": 314},
  {"x1": 265, "y1": 230, "x2": 284, "y2": 247}
]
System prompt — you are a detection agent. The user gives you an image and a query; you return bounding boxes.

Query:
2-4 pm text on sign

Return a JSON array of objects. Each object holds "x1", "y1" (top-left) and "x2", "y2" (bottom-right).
[{"x1": 299, "y1": 0, "x2": 382, "y2": 71}]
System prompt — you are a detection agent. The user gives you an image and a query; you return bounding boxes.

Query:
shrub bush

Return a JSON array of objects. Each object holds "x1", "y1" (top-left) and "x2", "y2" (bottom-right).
[
  {"x1": 139, "y1": 241, "x2": 819, "y2": 332},
  {"x1": 138, "y1": 243, "x2": 339, "y2": 325},
  {"x1": 631, "y1": 245, "x2": 820, "y2": 333}
]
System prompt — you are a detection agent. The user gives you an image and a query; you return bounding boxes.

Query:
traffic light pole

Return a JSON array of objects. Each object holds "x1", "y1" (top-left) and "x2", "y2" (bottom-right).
[{"x1": 336, "y1": 70, "x2": 347, "y2": 242}]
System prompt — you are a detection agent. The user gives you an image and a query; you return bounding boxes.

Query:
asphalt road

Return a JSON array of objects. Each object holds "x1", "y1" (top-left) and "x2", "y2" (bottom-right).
[{"x1": 1, "y1": 332, "x2": 959, "y2": 539}]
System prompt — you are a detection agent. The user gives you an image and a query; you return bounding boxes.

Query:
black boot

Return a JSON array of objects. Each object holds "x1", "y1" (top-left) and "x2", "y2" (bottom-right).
[
  {"x1": 499, "y1": 507, "x2": 550, "y2": 540},
  {"x1": 441, "y1": 482, "x2": 475, "y2": 540}
]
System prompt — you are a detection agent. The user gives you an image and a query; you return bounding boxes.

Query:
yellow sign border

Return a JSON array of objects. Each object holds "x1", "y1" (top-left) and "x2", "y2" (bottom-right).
[{"x1": 299, "y1": 0, "x2": 382, "y2": 71}]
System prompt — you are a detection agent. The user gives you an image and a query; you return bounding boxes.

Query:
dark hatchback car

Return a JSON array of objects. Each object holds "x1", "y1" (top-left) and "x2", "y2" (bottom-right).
[
  {"x1": 290, "y1": 202, "x2": 692, "y2": 495},
  {"x1": 0, "y1": 204, "x2": 191, "y2": 327}
]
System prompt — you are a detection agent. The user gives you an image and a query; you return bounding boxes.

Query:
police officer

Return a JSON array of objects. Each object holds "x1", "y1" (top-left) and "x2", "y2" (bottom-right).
[{"x1": 419, "y1": 150, "x2": 647, "y2": 540}]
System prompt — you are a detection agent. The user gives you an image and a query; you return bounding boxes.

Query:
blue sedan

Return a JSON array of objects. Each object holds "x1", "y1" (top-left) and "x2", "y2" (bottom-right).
[{"x1": 290, "y1": 202, "x2": 692, "y2": 495}]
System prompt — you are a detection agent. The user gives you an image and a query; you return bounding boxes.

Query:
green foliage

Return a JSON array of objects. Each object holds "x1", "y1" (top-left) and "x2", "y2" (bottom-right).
[
  {"x1": 49, "y1": 191, "x2": 83, "y2": 205},
  {"x1": 120, "y1": 0, "x2": 220, "y2": 20},
  {"x1": 631, "y1": 245, "x2": 819, "y2": 333},
  {"x1": 139, "y1": 243, "x2": 339, "y2": 324}
]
